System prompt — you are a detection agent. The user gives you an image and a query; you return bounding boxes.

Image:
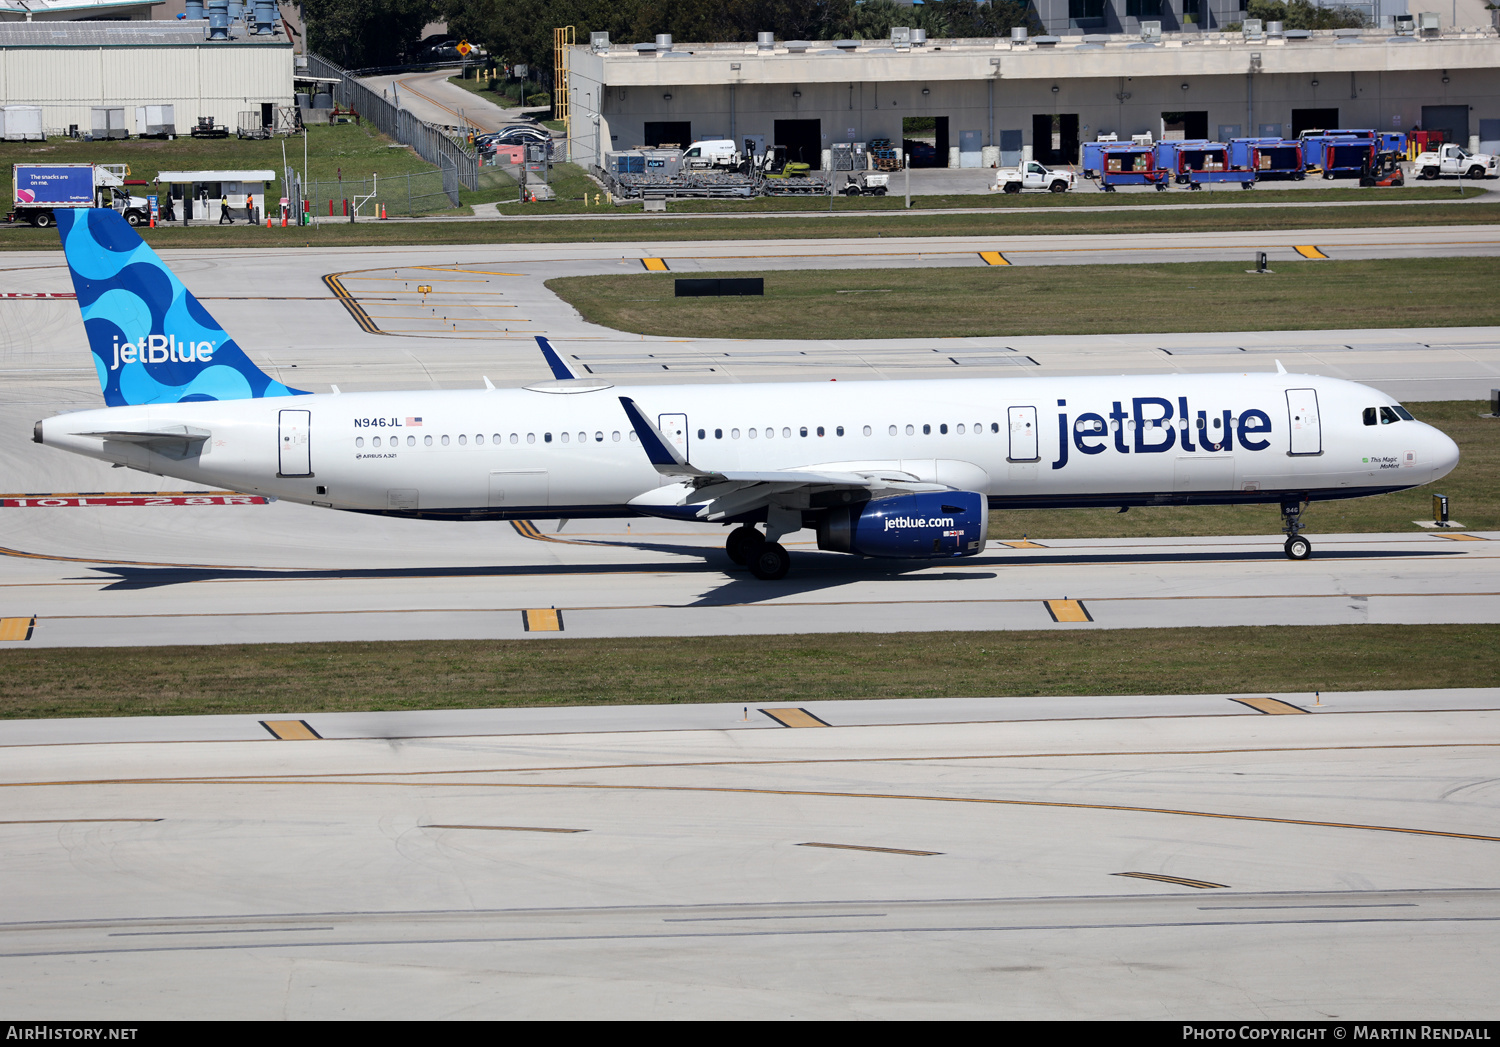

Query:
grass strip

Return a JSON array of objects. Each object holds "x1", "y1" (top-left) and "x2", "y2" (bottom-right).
[
  {"x1": 547, "y1": 258, "x2": 1500, "y2": 340},
  {"x1": 988, "y1": 401, "x2": 1499, "y2": 538},
  {"x1": 1, "y1": 203, "x2": 1494, "y2": 250},
  {"x1": 1, "y1": 624, "x2": 1495, "y2": 720}
]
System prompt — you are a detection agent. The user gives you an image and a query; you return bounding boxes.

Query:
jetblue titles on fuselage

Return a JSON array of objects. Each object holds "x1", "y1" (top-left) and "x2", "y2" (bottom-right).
[{"x1": 1051, "y1": 396, "x2": 1274, "y2": 470}]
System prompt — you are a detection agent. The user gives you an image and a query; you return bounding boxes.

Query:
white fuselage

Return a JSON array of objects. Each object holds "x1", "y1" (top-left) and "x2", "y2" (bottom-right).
[{"x1": 37, "y1": 371, "x2": 1458, "y2": 521}]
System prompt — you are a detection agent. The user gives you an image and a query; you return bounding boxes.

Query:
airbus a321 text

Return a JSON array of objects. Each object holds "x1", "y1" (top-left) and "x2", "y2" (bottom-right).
[{"x1": 34, "y1": 209, "x2": 1460, "y2": 579}]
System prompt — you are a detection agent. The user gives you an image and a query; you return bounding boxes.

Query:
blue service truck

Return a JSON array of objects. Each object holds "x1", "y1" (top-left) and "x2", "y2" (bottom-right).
[{"x1": 10, "y1": 163, "x2": 149, "y2": 228}]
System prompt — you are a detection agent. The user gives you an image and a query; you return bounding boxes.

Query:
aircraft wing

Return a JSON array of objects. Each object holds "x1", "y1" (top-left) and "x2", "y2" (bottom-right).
[{"x1": 619, "y1": 396, "x2": 947, "y2": 523}]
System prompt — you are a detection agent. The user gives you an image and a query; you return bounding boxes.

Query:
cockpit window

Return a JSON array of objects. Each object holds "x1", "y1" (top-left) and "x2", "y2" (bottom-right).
[
  {"x1": 1363, "y1": 408, "x2": 1377, "y2": 426},
  {"x1": 1380, "y1": 406, "x2": 1401, "y2": 425},
  {"x1": 1393, "y1": 405, "x2": 1414, "y2": 421}
]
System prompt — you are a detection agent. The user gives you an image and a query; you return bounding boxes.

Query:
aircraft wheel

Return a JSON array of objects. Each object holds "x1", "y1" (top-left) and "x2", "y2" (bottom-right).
[
  {"x1": 749, "y1": 541, "x2": 791, "y2": 580},
  {"x1": 726, "y1": 525, "x2": 761, "y2": 566},
  {"x1": 1284, "y1": 535, "x2": 1312, "y2": 560}
]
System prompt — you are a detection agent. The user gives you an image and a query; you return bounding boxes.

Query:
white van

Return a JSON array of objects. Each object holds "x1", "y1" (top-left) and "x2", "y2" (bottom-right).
[{"x1": 682, "y1": 139, "x2": 740, "y2": 170}]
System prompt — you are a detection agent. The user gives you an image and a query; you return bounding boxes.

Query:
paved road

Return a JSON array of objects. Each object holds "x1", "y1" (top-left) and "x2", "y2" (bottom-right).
[
  {"x1": 360, "y1": 67, "x2": 536, "y2": 136},
  {"x1": 2, "y1": 693, "x2": 1496, "y2": 1018}
]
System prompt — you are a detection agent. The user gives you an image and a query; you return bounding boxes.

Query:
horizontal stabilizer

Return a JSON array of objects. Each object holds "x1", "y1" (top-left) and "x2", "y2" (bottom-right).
[
  {"x1": 76, "y1": 424, "x2": 211, "y2": 461},
  {"x1": 76, "y1": 425, "x2": 211, "y2": 445}
]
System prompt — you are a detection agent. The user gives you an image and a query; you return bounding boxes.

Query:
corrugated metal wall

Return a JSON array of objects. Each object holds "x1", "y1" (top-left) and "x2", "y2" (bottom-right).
[{"x1": 0, "y1": 44, "x2": 292, "y2": 134}]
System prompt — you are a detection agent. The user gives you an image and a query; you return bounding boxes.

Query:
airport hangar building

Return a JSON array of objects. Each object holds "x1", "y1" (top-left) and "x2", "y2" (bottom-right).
[
  {"x1": 563, "y1": 23, "x2": 1500, "y2": 171},
  {"x1": 0, "y1": 18, "x2": 292, "y2": 139}
]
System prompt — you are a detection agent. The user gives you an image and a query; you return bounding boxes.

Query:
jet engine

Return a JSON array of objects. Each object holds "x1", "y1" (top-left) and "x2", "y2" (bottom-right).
[{"x1": 816, "y1": 491, "x2": 988, "y2": 559}]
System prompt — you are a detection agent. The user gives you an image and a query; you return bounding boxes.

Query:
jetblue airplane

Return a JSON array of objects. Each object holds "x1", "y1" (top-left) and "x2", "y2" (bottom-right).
[{"x1": 34, "y1": 209, "x2": 1459, "y2": 579}]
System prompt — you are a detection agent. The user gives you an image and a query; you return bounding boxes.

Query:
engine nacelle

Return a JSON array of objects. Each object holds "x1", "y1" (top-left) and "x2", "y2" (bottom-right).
[{"x1": 816, "y1": 491, "x2": 988, "y2": 559}]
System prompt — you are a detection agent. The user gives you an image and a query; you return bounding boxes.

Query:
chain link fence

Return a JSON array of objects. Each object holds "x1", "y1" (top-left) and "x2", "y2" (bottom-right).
[
  {"x1": 305, "y1": 51, "x2": 478, "y2": 202},
  {"x1": 305, "y1": 170, "x2": 499, "y2": 218}
]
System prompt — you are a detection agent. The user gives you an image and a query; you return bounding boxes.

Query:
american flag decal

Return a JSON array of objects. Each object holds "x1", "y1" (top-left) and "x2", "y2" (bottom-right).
[{"x1": 406, "y1": 417, "x2": 423, "y2": 427}]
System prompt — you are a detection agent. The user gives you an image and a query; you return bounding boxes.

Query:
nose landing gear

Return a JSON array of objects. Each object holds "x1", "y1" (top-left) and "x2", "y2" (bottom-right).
[{"x1": 1281, "y1": 500, "x2": 1312, "y2": 560}]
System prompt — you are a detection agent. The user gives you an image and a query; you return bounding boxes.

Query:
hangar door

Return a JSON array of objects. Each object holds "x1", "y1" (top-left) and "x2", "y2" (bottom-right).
[
  {"x1": 1421, "y1": 105, "x2": 1470, "y2": 147},
  {"x1": 774, "y1": 119, "x2": 822, "y2": 169},
  {"x1": 1291, "y1": 109, "x2": 1339, "y2": 136},
  {"x1": 644, "y1": 121, "x2": 691, "y2": 148}
]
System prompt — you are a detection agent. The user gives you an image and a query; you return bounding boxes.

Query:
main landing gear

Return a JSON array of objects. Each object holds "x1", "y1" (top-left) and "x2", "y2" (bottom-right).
[
  {"x1": 1281, "y1": 500, "x2": 1312, "y2": 560},
  {"x1": 725, "y1": 524, "x2": 790, "y2": 580}
]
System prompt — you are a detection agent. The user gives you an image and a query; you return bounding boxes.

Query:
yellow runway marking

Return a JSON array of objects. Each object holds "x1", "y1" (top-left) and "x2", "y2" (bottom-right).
[
  {"x1": 1114, "y1": 871, "x2": 1228, "y2": 889},
  {"x1": 1002, "y1": 540, "x2": 1045, "y2": 549},
  {"x1": 642, "y1": 257, "x2": 670, "y2": 271},
  {"x1": 1045, "y1": 599, "x2": 1093, "y2": 623},
  {"x1": 523, "y1": 608, "x2": 563, "y2": 632},
  {"x1": 410, "y1": 266, "x2": 525, "y2": 276},
  {"x1": 0, "y1": 616, "x2": 35, "y2": 641},
  {"x1": 1434, "y1": 533, "x2": 1488, "y2": 541},
  {"x1": 259, "y1": 720, "x2": 322, "y2": 740},
  {"x1": 800, "y1": 842, "x2": 940, "y2": 856},
  {"x1": 978, "y1": 251, "x2": 1010, "y2": 266},
  {"x1": 82, "y1": 776, "x2": 1500, "y2": 845},
  {"x1": 1294, "y1": 245, "x2": 1330, "y2": 259},
  {"x1": 424, "y1": 823, "x2": 586, "y2": 833},
  {"x1": 761, "y1": 708, "x2": 830, "y2": 728},
  {"x1": 1232, "y1": 697, "x2": 1309, "y2": 715}
]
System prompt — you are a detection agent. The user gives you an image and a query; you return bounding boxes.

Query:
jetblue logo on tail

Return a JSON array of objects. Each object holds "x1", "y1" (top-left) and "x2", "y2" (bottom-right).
[
  {"x1": 112, "y1": 335, "x2": 216, "y2": 367},
  {"x1": 56, "y1": 208, "x2": 305, "y2": 407}
]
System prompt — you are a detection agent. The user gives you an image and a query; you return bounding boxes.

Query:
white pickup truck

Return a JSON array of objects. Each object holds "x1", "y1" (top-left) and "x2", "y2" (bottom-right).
[
  {"x1": 1413, "y1": 143, "x2": 1497, "y2": 180},
  {"x1": 993, "y1": 161, "x2": 1076, "y2": 194}
]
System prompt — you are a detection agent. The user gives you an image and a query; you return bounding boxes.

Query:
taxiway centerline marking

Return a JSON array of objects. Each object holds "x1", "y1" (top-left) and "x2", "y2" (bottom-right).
[
  {"x1": 1114, "y1": 871, "x2": 1228, "y2": 889},
  {"x1": 799, "y1": 842, "x2": 940, "y2": 856},
  {"x1": 60, "y1": 776, "x2": 1500, "y2": 845}
]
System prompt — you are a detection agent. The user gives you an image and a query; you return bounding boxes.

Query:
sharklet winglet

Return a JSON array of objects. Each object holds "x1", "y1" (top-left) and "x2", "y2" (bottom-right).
[
  {"x1": 618, "y1": 396, "x2": 712, "y2": 478},
  {"x1": 536, "y1": 336, "x2": 578, "y2": 380}
]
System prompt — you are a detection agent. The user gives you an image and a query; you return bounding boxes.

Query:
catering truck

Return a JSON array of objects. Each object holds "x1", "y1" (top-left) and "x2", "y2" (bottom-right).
[{"x1": 10, "y1": 163, "x2": 150, "y2": 228}]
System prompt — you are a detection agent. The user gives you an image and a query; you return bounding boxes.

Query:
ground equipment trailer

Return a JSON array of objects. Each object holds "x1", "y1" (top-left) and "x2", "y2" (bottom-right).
[
  {"x1": 1081, "y1": 142, "x2": 1169, "y2": 191},
  {"x1": 1228, "y1": 138, "x2": 1306, "y2": 181},
  {"x1": 1301, "y1": 131, "x2": 1377, "y2": 178},
  {"x1": 10, "y1": 163, "x2": 149, "y2": 228},
  {"x1": 1154, "y1": 140, "x2": 1255, "y2": 189}
]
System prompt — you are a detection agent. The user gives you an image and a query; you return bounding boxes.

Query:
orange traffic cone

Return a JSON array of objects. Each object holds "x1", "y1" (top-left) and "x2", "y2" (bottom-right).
[
  {"x1": 380, "y1": 203, "x2": 387, "y2": 220},
  {"x1": 281, "y1": 213, "x2": 287, "y2": 228},
  {"x1": 266, "y1": 215, "x2": 272, "y2": 228}
]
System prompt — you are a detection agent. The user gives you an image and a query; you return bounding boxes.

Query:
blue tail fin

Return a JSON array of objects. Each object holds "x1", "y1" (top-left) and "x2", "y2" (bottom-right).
[{"x1": 57, "y1": 208, "x2": 306, "y2": 407}]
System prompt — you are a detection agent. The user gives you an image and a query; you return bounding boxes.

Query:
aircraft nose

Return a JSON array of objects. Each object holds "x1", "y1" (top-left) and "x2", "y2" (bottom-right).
[{"x1": 1429, "y1": 425, "x2": 1460, "y2": 482}]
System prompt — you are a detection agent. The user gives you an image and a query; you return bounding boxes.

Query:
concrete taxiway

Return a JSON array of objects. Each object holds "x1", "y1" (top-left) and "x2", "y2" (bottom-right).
[
  {"x1": 2, "y1": 691, "x2": 1497, "y2": 1018},
  {"x1": 1, "y1": 510, "x2": 1497, "y2": 646}
]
